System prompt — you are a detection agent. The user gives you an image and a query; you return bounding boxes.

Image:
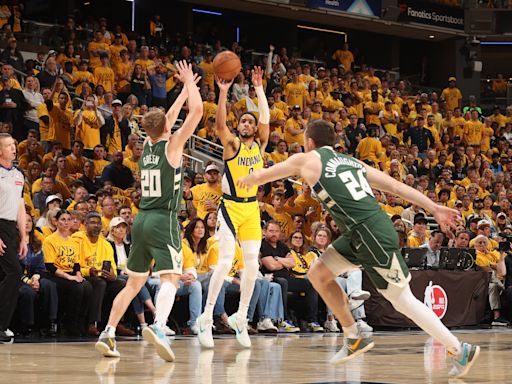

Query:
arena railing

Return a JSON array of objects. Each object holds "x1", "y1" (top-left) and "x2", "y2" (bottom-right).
[{"x1": 187, "y1": 134, "x2": 224, "y2": 161}]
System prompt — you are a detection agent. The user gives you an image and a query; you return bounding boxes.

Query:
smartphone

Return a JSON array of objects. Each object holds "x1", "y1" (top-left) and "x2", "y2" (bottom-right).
[{"x1": 102, "y1": 260, "x2": 112, "y2": 273}]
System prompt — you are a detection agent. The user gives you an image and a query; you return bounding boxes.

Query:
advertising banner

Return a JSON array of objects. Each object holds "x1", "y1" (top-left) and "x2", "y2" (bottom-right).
[
  {"x1": 398, "y1": 1, "x2": 465, "y2": 30},
  {"x1": 307, "y1": 0, "x2": 382, "y2": 18}
]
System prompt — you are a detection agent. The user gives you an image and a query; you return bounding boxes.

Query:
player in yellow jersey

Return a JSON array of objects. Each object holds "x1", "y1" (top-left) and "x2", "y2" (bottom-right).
[{"x1": 197, "y1": 67, "x2": 269, "y2": 349}]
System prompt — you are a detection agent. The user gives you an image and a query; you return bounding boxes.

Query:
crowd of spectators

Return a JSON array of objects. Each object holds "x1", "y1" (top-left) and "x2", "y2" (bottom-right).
[{"x1": 1, "y1": 11, "x2": 512, "y2": 337}]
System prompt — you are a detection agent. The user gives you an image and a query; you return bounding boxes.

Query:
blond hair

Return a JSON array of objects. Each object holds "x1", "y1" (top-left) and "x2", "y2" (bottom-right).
[{"x1": 141, "y1": 108, "x2": 166, "y2": 139}]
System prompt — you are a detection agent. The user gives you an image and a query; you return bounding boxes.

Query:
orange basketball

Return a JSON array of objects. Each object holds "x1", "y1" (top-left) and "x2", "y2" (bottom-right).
[{"x1": 213, "y1": 51, "x2": 242, "y2": 81}]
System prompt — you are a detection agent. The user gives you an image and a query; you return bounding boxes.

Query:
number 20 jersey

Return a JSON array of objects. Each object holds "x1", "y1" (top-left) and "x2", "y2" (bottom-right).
[
  {"x1": 312, "y1": 146, "x2": 382, "y2": 233},
  {"x1": 139, "y1": 139, "x2": 183, "y2": 211}
]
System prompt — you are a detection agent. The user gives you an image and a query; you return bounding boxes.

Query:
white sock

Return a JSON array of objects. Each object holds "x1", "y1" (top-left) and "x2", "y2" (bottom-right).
[
  {"x1": 203, "y1": 230, "x2": 236, "y2": 319},
  {"x1": 342, "y1": 323, "x2": 359, "y2": 339},
  {"x1": 154, "y1": 281, "x2": 177, "y2": 328},
  {"x1": 237, "y1": 241, "x2": 260, "y2": 322},
  {"x1": 105, "y1": 325, "x2": 116, "y2": 338},
  {"x1": 380, "y1": 284, "x2": 461, "y2": 355}
]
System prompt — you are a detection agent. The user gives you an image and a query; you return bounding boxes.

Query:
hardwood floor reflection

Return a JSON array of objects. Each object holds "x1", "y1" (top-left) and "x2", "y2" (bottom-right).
[{"x1": 0, "y1": 330, "x2": 510, "y2": 383}]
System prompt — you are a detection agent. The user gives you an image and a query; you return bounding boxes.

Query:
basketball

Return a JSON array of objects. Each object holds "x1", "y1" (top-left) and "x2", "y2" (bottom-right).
[{"x1": 213, "y1": 51, "x2": 242, "y2": 81}]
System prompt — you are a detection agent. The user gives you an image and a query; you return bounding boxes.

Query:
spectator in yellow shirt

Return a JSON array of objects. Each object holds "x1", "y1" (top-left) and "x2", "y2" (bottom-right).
[
  {"x1": 94, "y1": 53, "x2": 115, "y2": 93},
  {"x1": 284, "y1": 105, "x2": 306, "y2": 148},
  {"x1": 356, "y1": 125, "x2": 383, "y2": 164},
  {"x1": 284, "y1": 71, "x2": 307, "y2": 110},
  {"x1": 331, "y1": 42, "x2": 354, "y2": 72},
  {"x1": 441, "y1": 77, "x2": 462, "y2": 111},
  {"x1": 269, "y1": 139, "x2": 289, "y2": 164},
  {"x1": 407, "y1": 213, "x2": 429, "y2": 247},
  {"x1": 186, "y1": 164, "x2": 222, "y2": 219},
  {"x1": 88, "y1": 30, "x2": 111, "y2": 70},
  {"x1": 463, "y1": 110, "x2": 483, "y2": 146}
]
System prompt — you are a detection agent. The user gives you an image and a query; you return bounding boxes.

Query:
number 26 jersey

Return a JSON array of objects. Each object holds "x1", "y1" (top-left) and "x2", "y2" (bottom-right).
[
  {"x1": 312, "y1": 146, "x2": 382, "y2": 233},
  {"x1": 139, "y1": 139, "x2": 183, "y2": 211}
]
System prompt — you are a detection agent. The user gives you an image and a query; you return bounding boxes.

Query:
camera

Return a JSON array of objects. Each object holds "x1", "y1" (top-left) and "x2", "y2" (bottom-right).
[{"x1": 497, "y1": 232, "x2": 512, "y2": 252}]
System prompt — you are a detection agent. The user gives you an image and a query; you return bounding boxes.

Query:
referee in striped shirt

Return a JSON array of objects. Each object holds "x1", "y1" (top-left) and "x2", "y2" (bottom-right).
[{"x1": 0, "y1": 133, "x2": 27, "y2": 343}]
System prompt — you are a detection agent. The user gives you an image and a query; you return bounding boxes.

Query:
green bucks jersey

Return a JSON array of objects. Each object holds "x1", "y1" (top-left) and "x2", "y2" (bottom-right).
[
  {"x1": 139, "y1": 139, "x2": 183, "y2": 211},
  {"x1": 312, "y1": 146, "x2": 383, "y2": 232}
]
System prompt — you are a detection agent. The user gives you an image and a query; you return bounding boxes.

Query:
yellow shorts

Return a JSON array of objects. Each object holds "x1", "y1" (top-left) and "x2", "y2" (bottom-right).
[{"x1": 218, "y1": 198, "x2": 262, "y2": 242}]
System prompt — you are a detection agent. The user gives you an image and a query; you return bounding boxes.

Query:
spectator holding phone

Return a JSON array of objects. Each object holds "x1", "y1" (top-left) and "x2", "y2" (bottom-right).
[{"x1": 72, "y1": 212, "x2": 128, "y2": 336}]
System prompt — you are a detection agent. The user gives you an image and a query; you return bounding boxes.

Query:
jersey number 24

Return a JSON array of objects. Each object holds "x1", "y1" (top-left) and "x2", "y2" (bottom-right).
[{"x1": 338, "y1": 169, "x2": 374, "y2": 201}]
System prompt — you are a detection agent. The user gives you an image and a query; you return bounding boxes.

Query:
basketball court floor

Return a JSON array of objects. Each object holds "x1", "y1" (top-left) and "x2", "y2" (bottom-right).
[{"x1": 1, "y1": 329, "x2": 510, "y2": 383}]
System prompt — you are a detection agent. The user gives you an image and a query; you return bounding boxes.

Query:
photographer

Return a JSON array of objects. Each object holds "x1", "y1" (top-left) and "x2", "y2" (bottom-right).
[{"x1": 474, "y1": 235, "x2": 507, "y2": 326}]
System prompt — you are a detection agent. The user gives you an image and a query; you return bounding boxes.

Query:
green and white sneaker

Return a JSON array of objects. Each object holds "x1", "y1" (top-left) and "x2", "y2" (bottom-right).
[
  {"x1": 330, "y1": 335, "x2": 375, "y2": 365},
  {"x1": 142, "y1": 324, "x2": 175, "y2": 362},
  {"x1": 448, "y1": 343, "x2": 480, "y2": 379},
  {"x1": 227, "y1": 313, "x2": 251, "y2": 348},
  {"x1": 95, "y1": 331, "x2": 121, "y2": 358}
]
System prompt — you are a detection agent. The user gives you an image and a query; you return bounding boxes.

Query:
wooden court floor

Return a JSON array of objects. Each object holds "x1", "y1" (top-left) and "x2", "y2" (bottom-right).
[{"x1": 0, "y1": 329, "x2": 511, "y2": 384}]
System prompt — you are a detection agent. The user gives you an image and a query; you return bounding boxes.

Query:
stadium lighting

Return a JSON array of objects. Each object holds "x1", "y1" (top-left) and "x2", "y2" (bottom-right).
[
  {"x1": 297, "y1": 25, "x2": 347, "y2": 42},
  {"x1": 192, "y1": 9, "x2": 223, "y2": 16},
  {"x1": 429, "y1": 35, "x2": 435, "y2": 39},
  {"x1": 236, "y1": 27, "x2": 240, "y2": 43},
  {"x1": 480, "y1": 41, "x2": 512, "y2": 45}
]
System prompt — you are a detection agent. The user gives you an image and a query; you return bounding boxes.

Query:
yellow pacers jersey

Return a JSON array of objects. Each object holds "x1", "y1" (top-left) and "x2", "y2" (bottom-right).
[{"x1": 222, "y1": 140, "x2": 263, "y2": 199}]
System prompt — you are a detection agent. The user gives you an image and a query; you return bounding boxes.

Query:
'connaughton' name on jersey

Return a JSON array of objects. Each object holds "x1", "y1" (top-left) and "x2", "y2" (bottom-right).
[
  {"x1": 143, "y1": 154, "x2": 160, "y2": 167},
  {"x1": 324, "y1": 156, "x2": 363, "y2": 178}
]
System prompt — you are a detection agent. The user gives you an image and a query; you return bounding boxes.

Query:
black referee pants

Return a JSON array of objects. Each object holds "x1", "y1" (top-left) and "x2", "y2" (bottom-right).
[{"x1": 0, "y1": 220, "x2": 22, "y2": 331}]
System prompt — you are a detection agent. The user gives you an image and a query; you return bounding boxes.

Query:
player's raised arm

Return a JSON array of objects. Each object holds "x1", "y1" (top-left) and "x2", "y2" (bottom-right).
[
  {"x1": 362, "y1": 162, "x2": 462, "y2": 232},
  {"x1": 252, "y1": 66, "x2": 270, "y2": 153},
  {"x1": 215, "y1": 77, "x2": 237, "y2": 150},
  {"x1": 168, "y1": 61, "x2": 203, "y2": 166},
  {"x1": 237, "y1": 153, "x2": 307, "y2": 190},
  {"x1": 165, "y1": 71, "x2": 201, "y2": 128}
]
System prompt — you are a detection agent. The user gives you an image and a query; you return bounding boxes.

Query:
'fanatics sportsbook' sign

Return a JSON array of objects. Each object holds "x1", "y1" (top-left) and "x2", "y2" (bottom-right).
[
  {"x1": 307, "y1": 0, "x2": 382, "y2": 18},
  {"x1": 398, "y1": 1, "x2": 464, "y2": 30}
]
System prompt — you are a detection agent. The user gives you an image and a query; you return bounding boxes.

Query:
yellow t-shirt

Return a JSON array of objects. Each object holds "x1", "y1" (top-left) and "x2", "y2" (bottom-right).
[
  {"x1": 284, "y1": 82, "x2": 307, "y2": 109},
  {"x1": 114, "y1": 61, "x2": 132, "y2": 93},
  {"x1": 475, "y1": 249, "x2": 501, "y2": 268},
  {"x1": 43, "y1": 232, "x2": 79, "y2": 273},
  {"x1": 332, "y1": 49, "x2": 354, "y2": 71},
  {"x1": 134, "y1": 58, "x2": 155, "y2": 72},
  {"x1": 48, "y1": 104, "x2": 73, "y2": 149},
  {"x1": 72, "y1": 231, "x2": 117, "y2": 277},
  {"x1": 93, "y1": 159, "x2": 111, "y2": 177},
  {"x1": 75, "y1": 109, "x2": 101, "y2": 150},
  {"x1": 441, "y1": 87, "x2": 462, "y2": 111},
  {"x1": 88, "y1": 41, "x2": 110, "y2": 69},
  {"x1": 65, "y1": 154, "x2": 86, "y2": 175},
  {"x1": 201, "y1": 101, "x2": 218, "y2": 127},
  {"x1": 73, "y1": 70, "x2": 95, "y2": 95},
  {"x1": 284, "y1": 118, "x2": 305, "y2": 147},
  {"x1": 190, "y1": 182, "x2": 222, "y2": 219},
  {"x1": 356, "y1": 137, "x2": 383, "y2": 163},
  {"x1": 94, "y1": 66, "x2": 116, "y2": 93},
  {"x1": 205, "y1": 238, "x2": 244, "y2": 277},
  {"x1": 122, "y1": 157, "x2": 139, "y2": 174},
  {"x1": 269, "y1": 151, "x2": 288, "y2": 164},
  {"x1": 198, "y1": 61, "x2": 215, "y2": 91},
  {"x1": 37, "y1": 103, "x2": 50, "y2": 142},
  {"x1": 464, "y1": 120, "x2": 483, "y2": 145}
]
